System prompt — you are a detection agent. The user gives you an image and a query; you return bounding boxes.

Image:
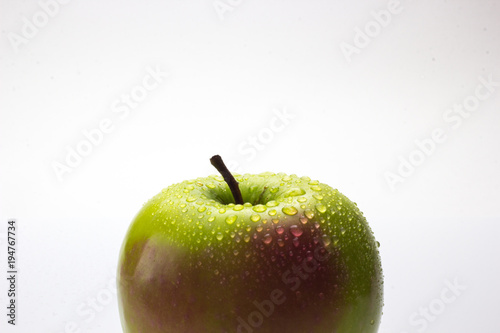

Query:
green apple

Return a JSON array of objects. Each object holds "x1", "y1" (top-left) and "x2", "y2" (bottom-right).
[{"x1": 117, "y1": 156, "x2": 383, "y2": 332}]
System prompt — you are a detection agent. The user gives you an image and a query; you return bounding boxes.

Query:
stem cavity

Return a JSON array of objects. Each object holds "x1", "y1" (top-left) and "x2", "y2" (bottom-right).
[{"x1": 210, "y1": 155, "x2": 244, "y2": 205}]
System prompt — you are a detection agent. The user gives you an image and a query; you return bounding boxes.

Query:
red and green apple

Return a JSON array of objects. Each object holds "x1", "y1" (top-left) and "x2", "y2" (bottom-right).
[{"x1": 117, "y1": 156, "x2": 383, "y2": 332}]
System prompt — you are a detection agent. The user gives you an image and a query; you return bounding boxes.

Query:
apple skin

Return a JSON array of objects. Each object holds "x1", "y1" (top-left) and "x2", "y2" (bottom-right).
[{"x1": 117, "y1": 172, "x2": 383, "y2": 333}]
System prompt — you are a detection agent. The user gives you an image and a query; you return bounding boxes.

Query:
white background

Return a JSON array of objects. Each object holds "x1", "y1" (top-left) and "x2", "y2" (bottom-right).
[{"x1": 1, "y1": 0, "x2": 499, "y2": 332}]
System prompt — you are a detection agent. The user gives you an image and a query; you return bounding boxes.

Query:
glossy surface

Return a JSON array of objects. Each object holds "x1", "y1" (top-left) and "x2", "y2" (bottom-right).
[{"x1": 117, "y1": 173, "x2": 383, "y2": 332}]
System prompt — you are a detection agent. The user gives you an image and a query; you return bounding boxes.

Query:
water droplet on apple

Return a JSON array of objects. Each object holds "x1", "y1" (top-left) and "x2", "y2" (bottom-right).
[
  {"x1": 276, "y1": 226, "x2": 284, "y2": 234},
  {"x1": 304, "y1": 209, "x2": 315, "y2": 219},
  {"x1": 266, "y1": 200, "x2": 279, "y2": 207},
  {"x1": 219, "y1": 208, "x2": 226, "y2": 214},
  {"x1": 282, "y1": 206, "x2": 298, "y2": 216},
  {"x1": 244, "y1": 234, "x2": 250, "y2": 242},
  {"x1": 226, "y1": 215, "x2": 237, "y2": 225},
  {"x1": 282, "y1": 175, "x2": 292, "y2": 182},
  {"x1": 186, "y1": 196, "x2": 196, "y2": 202},
  {"x1": 268, "y1": 209, "x2": 277, "y2": 216},
  {"x1": 321, "y1": 234, "x2": 331, "y2": 246},
  {"x1": 250, "y1": 214, "x2": 261, "y2": 222},
  {"x1": 263, "y1": 234, "x2": 272, "y2": 244},
  {"x1": 277, "y1": 239, "x2": 285, "y2": 247},
  {"x1": 311, "y1": 185, "x2": 322, "y2": 191},
  {"x1": 216, "y1": 233, "x2": 223, "y2": 241},
  {"x1": 306, "y1": 251, "x2": 314, "y2": 261},
  {"x1": 233, "y1": 204, "x2": 244, "y2": 211},
  {"x1": 315, "y1": 203, "x2": 327, "y2": 213},
  {"x1": 308, "y1": 180, "x2": 319, "y2": 185},
  {"x1": 233, "y1": 249, "x2": 239, "y2": 256},
  {"x1": 208, "y1": 216, "x2": 215, "y2": 222},
  {"x1": 293, "y1": 237, "x2": 300, "y2": 247},
  {"x1": 300, "y1": 216, "x2": 308, "y2": 224},
  {"x1": 253, "y1": 205, "x2": 267, "y2": 213},
  {"x1": 376, "y1": 241, "x2": 380, "y2": 248},
  {"x1": 207, "y1": 183, "x2": 216, "y2": 189},
  {"x1": 313, "y1": 194, "x2": 323, "y2": 200},
  {"x1": 290, "y1": 225, "x2": 303, "y2": 237},
  {"x1": 197, "y1": 206, "x2": 206, "y2": 213},
  {"x1": 297, "y1": 197, "x2": 307, "y2": 203},
  {"x1": 256, "y1": 225, "x2": 263, "y2": 232},
  {"x1": 285, "y1": 187, "x2": 305, "y2": 197}
]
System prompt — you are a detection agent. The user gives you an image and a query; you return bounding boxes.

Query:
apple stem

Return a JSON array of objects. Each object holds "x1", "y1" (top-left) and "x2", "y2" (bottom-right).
[{"x1": 210, "y1": 155, "x2": 244, "y2": 205}]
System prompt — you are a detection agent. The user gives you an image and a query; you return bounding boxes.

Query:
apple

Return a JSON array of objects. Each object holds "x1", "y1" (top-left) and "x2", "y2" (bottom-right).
[{"x1": 117, "y1": 156, "x2": 383, "y2": 332}]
